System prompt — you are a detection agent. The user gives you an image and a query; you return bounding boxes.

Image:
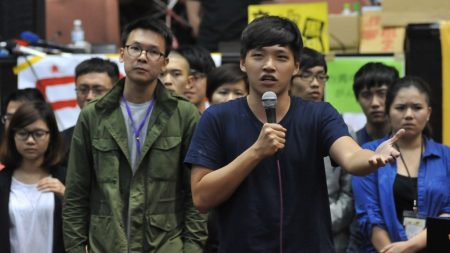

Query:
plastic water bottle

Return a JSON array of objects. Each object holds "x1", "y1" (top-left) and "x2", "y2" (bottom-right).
[
  {"x1": 341, "y1": 3, "x2": 352, "y2": 15},
  {"x1": 71, "y1": 19, "x2": 84, "y2": 44},
  {"x1": 70, "y1": 19, "x2": 91, "y2": 53},
  {"x1": 352, "y1": 2, "x2": 360, "y2": 15}
]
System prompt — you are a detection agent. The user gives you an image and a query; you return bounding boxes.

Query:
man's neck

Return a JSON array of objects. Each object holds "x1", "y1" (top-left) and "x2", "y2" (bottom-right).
[
  {"x1": 123, "y1": 79, "x2": 157, "y2": 103},
  {"x1": 247, "y1": 92, "x2": 290, "y2": 123},
  {"x1": 196, "y1": 101, "x2": 206, "y2": 113},
  {"x1": 365, "y1": 122, "x2": 390, "y2": 140}
]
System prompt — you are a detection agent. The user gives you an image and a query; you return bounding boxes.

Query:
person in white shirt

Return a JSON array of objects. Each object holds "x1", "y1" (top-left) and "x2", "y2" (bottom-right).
[{"x1": 0, "y1": 101, "x2": 65, "y2": 253}]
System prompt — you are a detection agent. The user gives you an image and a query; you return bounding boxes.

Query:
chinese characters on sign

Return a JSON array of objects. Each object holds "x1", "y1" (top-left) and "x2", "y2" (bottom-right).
[{"x1": 248, "y1": 2, "x2": 329, "y2": 53}]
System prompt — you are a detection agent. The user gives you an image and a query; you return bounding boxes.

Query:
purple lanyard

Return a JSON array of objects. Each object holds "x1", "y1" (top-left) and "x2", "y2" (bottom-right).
[{"x1": 122, "y1": 95, "x2": 155, "y2": 155}]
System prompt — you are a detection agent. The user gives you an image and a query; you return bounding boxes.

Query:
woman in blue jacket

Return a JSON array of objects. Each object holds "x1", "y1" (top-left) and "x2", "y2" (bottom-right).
[{"x1": 352, "y1": 76, "x2": 450, "y2": 253}]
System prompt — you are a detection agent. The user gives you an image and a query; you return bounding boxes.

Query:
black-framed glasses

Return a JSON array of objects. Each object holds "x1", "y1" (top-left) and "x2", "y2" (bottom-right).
[
  {"x1": 125, "y1": 44, "x2": 165, "y2": 61},
  {"x1": 297, "y1": 72, "x2": 329, "y2": 83},
  {"x1": 75, "y1": 86, "x2": 108, "y2": 96},
  {"x1": 1, "y1": 113, "x2": 13, "y2": 124},
  {"x1": 14, "y1": 129, "x2": 50, "y2": 141}
]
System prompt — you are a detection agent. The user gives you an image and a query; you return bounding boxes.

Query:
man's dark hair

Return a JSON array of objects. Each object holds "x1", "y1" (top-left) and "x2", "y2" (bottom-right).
[
  {"x1": 177, "y1": 45, "x2": 216, "y2": 75},
  {"x1": 353, "y1": 62, "x2": 399, "y2": 99},
  {"x1": 75, "y1": 57, "x2": 120, "y2": 83},
  {"x1": 0, "y1": 102, "x2": 64, "y2": 170},
  {"x1": 121, "y1": 17, "x2": 173, "y2": 57},
  {"x1": 385, "y1": 76, "x2": 433, "y2": 137},
  {"x1": 240, "y1": 16, "x2": 303, "y2": 62},
  {"x1": 299, "y1": 47, "x2": 327, "y2": 73},
  {"x1": 206, "y1": 63, "x2": 248, "y2": 102},
  {"x1": 3, "y1": 88, "x2": 46, "y2": 115}
]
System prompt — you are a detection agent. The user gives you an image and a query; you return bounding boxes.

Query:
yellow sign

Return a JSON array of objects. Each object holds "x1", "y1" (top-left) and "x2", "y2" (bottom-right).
[
  {"x1": 248, "y1": 2, "x2": 329, "y2": 53},
  {"x1": 441, "y1": 21, "x2": 450, "y2": 146}
]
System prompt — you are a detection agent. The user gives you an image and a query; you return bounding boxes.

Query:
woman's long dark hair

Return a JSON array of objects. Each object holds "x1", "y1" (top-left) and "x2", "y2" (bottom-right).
[{"x1": 0, "y1": 102, "x2": 63, "y2": 171}]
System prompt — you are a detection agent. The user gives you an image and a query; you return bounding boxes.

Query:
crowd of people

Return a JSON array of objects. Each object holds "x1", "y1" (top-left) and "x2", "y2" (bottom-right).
[{"x1": 0, "y1": 13, "x2": 449, "y2": 253}]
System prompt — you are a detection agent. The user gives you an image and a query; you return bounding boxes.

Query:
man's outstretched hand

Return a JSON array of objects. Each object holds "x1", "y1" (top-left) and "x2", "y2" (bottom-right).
[{"x1": 368, "y1": 129, "x2": 405, "y2": 168}]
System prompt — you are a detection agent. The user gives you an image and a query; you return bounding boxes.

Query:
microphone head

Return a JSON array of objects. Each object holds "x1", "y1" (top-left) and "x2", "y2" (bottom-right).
[
  {"x1": 20, "y1": 31, "x2": 41, "y2": 43},
  {"x1": 262, "y1": 91, "x2": 277, "y2": 109}
]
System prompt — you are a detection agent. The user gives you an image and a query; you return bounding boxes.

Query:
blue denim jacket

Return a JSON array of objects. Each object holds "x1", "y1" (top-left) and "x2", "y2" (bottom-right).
[{"x1": 352, "y1": 137, "x2": 450, "y2": 252}]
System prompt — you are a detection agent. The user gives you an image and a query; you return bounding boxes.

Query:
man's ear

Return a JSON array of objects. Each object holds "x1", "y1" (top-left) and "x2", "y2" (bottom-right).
[
  {"x1": 240, "y1": 59, "x2": 246, "y2": 73},
  {"x1": 186, "y1": 75, "x2": 195, "y2": 89},
  {"x1": 163, "y1": 56, "x2": 169, "y2": 67},
  {"x1": 293, "y1": 60, "x2": 300, "y2": 76},
  {"x1": 119, "y1": 47, "x2": 125, "y2": 63}
]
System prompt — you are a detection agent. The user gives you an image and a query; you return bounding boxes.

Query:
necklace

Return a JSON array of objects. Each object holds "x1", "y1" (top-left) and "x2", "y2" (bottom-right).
[{"x1": 395, "y1": 138, "x2": 423, "y2": 178}]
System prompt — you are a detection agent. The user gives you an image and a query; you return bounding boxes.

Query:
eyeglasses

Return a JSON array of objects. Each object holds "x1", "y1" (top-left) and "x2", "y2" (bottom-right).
[
  {"x1": 1, "y1": 113, "x2": 13, "y2": 124},
  {"x1": 14, "y1": 129, "x2": 50, "y2": 141},
  {"x1": 125, "y1": 44, "x2": 165, "y2": 61},
  {"x1": 296, "y1": 72, "x2": 329, "y2": 83},
  {"x1": 75, "y1": 86, "x2": 108, "y2": 96}
]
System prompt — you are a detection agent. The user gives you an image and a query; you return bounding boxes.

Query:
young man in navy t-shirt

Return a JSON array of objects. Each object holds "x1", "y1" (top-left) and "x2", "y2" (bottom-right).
[{"x1": 185, "y1": 16, "x2": 404, "y2": 253}]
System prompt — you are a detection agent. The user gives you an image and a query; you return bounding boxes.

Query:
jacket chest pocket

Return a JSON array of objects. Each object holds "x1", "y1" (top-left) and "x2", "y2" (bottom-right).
[
  {"x1": 148, "y1": 136, "x2": 182, "y2": 180},
  {"x1": 92, "y1": 138, "x2": 120, "y2": 184}
]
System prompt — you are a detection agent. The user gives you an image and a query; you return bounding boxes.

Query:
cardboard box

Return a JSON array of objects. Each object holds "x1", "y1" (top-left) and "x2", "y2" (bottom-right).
[
  {"x1": 328, "y1": 14, "x2": 360, "y2": 52},
  {"x1": 381, "y1": 0, "x2": 450, "y2": 27},
  {"x1": 360, "y1": 10, "x2": 405, "y2": 53}
]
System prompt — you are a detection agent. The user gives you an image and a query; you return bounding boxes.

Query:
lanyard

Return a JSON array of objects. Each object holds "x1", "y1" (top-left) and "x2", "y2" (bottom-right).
[
  {"x1": 122, "y1": 95, "x2": 155, "y2": 156},
  {"x1": 396, "y1": 140, "x2": 423, "y2": 178},
  {"x1": 395, "y1": 138, "x2": 423, "y2": 213}
]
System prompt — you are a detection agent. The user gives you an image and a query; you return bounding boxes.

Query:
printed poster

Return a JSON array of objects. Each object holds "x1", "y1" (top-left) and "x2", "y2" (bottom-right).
[{"x1": 248, "y1": 2, "x2": 329, "y2": 53}]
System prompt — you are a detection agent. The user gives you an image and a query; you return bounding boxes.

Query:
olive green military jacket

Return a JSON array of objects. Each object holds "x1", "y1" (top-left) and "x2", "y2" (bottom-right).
[{"x1": 63, "y1": 79, "x2": 207, "y2": 253}]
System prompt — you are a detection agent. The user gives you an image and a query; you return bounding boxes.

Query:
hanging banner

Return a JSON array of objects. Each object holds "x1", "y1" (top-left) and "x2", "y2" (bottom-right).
[
  {"x1": 248, "y1": 2, "x2": 329, "y2": 53},
  {"x1": 16, "y1": 54, "x2": 125, "y2": 130}
]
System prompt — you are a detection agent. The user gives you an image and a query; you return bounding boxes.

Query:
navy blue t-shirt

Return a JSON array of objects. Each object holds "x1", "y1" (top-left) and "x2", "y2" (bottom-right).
[
  {"x1": 356, "y1": 126, "x2": 372, "y2": 145},
  {"x1": 185, "y1": 97, "x2": 349, "y2": 252}
]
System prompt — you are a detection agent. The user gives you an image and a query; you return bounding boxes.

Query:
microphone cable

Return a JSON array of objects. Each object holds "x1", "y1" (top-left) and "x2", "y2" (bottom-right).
[
  {"x1": 262, "y1": 91, "x2": 284, "y2": 252},
  {"x1": 276, "y1": 157, "x2": 284, "y2": 253}
]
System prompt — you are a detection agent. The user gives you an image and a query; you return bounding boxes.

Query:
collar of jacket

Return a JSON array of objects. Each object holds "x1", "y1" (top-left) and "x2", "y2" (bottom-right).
[
  {"x1": 94, "y1": 78, "x2": 179, "y2": 114},
  {"x1": 91, "y1": 78, "x2": 181, "y2": 168}
]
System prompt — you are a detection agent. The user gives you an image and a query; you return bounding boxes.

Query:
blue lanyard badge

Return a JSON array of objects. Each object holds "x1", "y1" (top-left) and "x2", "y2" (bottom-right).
[{"x1": 122, "y1": 95, "x2": 155, "y2": 156}]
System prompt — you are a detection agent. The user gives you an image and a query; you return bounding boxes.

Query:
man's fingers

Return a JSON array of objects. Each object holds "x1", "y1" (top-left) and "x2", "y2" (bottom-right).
[
  {"x1": 377, "y1": 156, "x2": 387, "y2": 166},
  {"x1": 390, "y1": 149, "x2": 400, "y2": 159},
  {"x1": 264, "y1": 123, "x2": 287, "y2": 132},
  {"x1": 369, "y1": 155, "x2": 387, "y2": 167},
  {"x1": 389, "y1": 128, "x2": 405, "y2": 144},
  {"x1": 385, "y1": 155, "x2": 395, "y2": 163}
]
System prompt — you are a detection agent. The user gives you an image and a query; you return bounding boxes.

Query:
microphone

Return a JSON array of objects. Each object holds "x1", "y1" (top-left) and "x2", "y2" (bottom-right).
[
  {"x1": 262, "y1": 91, "x2": 277, "y2": 123},
  {"x1": 0, "y1": 39, "x2": 47, "y2": 57},
  {"x1": 20, "y1": 31, "x2": 74, "y2": 53}
]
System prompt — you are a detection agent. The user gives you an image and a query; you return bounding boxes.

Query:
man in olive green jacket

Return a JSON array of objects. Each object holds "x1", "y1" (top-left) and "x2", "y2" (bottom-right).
[{"x1": 63, "y1": 17, "x2": 207, "y2": 253}]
